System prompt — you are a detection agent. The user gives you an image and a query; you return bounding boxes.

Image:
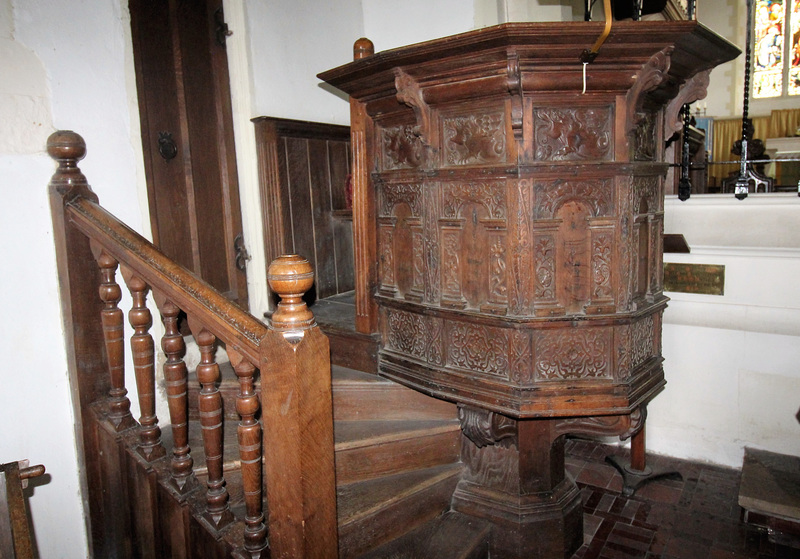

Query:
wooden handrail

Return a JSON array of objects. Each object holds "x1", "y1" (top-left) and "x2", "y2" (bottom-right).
[{"x1": 48, "y1": 130, "x2": 338, "y2": 558}]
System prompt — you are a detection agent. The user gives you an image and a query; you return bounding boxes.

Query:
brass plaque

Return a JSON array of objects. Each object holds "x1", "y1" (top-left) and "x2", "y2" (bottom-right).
[{"x1": 664, "y1": 263, "x2": 725, "y2": 295}]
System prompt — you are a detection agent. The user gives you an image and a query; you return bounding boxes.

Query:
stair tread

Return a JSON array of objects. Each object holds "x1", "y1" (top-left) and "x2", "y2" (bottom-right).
[
  {"x1": 360, "y1": 511, "x2": 490, "y2": 559},
  {"x1": 334, "y1": 419, "x2": 460, "y2": 450},
  {"x1": 337, "y1": 463, "x2": 462, "y2": 526},
  {"x1": 332, "y1": 364, "x2": 388, "y2": 384}
]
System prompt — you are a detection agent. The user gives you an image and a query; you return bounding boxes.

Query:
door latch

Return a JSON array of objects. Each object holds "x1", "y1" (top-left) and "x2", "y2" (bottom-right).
[{"x1": 234, "y1": 234, "x2": 250, "y2": 271}]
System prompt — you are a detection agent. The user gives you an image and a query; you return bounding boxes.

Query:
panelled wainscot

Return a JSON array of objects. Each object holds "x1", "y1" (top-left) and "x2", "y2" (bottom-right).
[{"x1": 320, "y1": 21, "x2": 739, "y2": 558}]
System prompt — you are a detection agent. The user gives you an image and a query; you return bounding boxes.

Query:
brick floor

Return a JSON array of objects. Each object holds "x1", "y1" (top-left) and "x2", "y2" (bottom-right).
[{"x1": 565, "y1": 439, "x2": 800, "y2": 559}]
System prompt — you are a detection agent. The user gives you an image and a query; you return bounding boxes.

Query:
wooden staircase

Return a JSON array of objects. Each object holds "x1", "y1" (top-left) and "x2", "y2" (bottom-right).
[{"x1": 186, "y1": 362, "x2": 489, "y2": 558}]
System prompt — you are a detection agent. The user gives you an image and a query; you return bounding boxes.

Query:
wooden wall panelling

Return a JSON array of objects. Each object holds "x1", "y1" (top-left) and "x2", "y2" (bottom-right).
[{"x1": 253, "y1": 117, "x2": 353, "y2": 304}]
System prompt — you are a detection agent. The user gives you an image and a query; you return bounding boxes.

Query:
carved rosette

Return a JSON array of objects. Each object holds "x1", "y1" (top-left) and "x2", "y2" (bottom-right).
[
  {"x1": 443, "y1": 112, "x2": 506, "y2": 166},
  {"x1": 533, "y1": 107, "x2": 613, "y2": 161},
  {"x1": 447, "y1": 322, "x2": 509, "y2": 378},
  {"x1": 381, "y1": 124, "x2": 424, "y2": 170},
  {"x1": 385, "y1": 309, "x2": 428, "y2": 360},
  {"x1": 535, "y1": 328, "x2": 611, "y2": 380}
]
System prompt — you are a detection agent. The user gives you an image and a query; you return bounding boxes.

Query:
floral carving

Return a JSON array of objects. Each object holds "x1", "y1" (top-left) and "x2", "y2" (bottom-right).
[
  {"x1": 386, "y1": 309, "x2": 427, "y2": 359},
  {"x1": 631, "y1": 315, "x2": 655, "y2": 369},
  {"x1": 535, "y1": 329, "x2": 611, "y2": 380},
  {"x1": 444, "y1": 112, "x2": 506, "y2": 166},
  {"x1": 534, "y1": 179, "x2": 613, "y2": 220},
  {"x1": 412, "y1": 229, "x2": 425, "y2": 294},
  {"x1": 490, "y1": 239, "x2": 507, "y2": 301},
  {"x1": 447, "y1": 322, "x2": 509, "y2": 377},
  {"x1": 379, "y1": 226, "x2": 395, "y2": 290},
  {"x1": 534, "y1": 236, "x2": 556, "y2": 300},
  {"x1": 424, "y1": 185, "x2": 440, "y2": 302},
  {"x1": 509, "y1": 330, "x2": 532, "y2": 383},
  {"x1": 533, "y1": 107, "x2": 612, "y2": 161},
  {"x1": 442, "y1": 181, "x2": 506, "y2": 220},
  {"x1": 441, "y1": 228, "x2": 464, "y2": 305},
  {"x1": 634, "y1": 175, "x2": 661, "y2": 214},
  {"x1": 512, "y1": 179, "x2": 533, "y2": 314},
  {"x1": 592, "y1": 234, "x2": 613, "y2": 300},
  {"x1": 382, "y1": 124, "x2": 423, "y2": 170},
  {"x1": 633, "y1": 111, "x2": 657, "y2": 161},
  {"x1": 380, "y1": 182, "x2": 423, "y2": 216},
  {"x1": 426, "y1": 317, "x2": 444, "y2": 365}
]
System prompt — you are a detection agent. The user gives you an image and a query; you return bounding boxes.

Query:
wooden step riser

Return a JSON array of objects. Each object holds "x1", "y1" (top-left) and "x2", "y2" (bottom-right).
[
  {"x1": 333, "y1": 382, "x2": 458, "y2": 421},
  {"x1": 338, "y1": 471, "x2": 460, "y2": 558},
  {"x1": 335, "y1": 429, "x2": 460, "y2": 485},
  {"x1": 188, "y1": 379, "x2": 459, "y2": 422}
]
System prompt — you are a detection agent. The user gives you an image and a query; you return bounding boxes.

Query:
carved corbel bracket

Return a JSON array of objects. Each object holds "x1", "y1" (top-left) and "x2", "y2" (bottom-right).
[
  {"x1": 664, "y1": 69, "x2": 711, "y2": 137},
  {"x1": 507, "y1": 50, "x2": 523, "y2": 141},
  {"x1": 458, "y1": 404, "x2": 518, "y2": 448},
  {"x1": 394, "y1": 68, "x2": 436, "y2": 164},
  {"x1": 626, "y1": 46, "x2": 674, "y2": 135},
  {"x1": 552, "y1": 405, "x2": 647, "y2": 441}
]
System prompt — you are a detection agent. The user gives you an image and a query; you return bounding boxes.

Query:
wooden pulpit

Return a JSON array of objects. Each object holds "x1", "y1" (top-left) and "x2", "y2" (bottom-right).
[{"x1": 320, "y1": 21, "x2": 738, "y2": 558}]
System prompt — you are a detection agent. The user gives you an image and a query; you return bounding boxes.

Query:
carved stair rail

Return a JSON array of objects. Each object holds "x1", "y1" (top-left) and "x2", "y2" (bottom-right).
[{"x1": 48, "y1": 130, "x2": 337, "y2": 558}]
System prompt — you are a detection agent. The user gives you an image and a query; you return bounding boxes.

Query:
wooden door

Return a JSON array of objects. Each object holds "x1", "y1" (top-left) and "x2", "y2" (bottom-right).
[{"x1": 129, "y1": 0, "x2": 248, "y2": 307}]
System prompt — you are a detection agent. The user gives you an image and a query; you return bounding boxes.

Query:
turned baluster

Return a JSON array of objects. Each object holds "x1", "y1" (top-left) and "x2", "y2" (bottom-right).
[
  {"x1": 230, "y1": 350, "x2": 267, "y2": 556},
  {"x1": 193, "y1": 326, "x2": 233, "y2": 529},
  {"x1": 123, "y1": 272, "x2": 165, "y2": 461},
  {"x1": 159, "y1": 300, "x2": 194, "y2": 492},
  {"x1": 94, "y1": 249, "x2": 136, "y2": 431}
]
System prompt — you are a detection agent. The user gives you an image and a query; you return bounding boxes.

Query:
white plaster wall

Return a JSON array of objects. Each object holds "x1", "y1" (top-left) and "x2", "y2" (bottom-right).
[
  {"x1": 648, "y1": 194, "x2": 800, "y2": 467},
  {"x1": 247, "y1": 0, "x2": 364, "y2": 126},
  {"x1": 361, "y1": 0, "x2": 474, "y2": 51},
  {"x1": 1, "y1": 0, "x2": 149, "y2": 557}
]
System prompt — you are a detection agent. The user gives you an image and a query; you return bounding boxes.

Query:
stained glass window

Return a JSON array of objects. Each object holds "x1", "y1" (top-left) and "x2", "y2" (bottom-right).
[
  {"x1": 754, "y1": 0, "x2": 785, "y2": 98},
  {"x1": 753, "y1": 0, "x2": 800, "y2": 97},
  {"x1": 789, "y1": 0, "x2": 800, "y2": 94}
]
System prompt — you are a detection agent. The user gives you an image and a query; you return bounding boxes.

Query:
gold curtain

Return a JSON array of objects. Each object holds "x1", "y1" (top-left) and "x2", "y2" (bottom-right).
[
  {"x1": 708, "y1": 109, "x2": 800, "y2": 186},
  {"x1": 767, "y1": 108, "x2": 800, "y2": 137}
]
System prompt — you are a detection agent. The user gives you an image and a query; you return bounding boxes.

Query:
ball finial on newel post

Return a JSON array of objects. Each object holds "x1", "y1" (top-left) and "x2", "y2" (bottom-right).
[
  {"x1": 353, "y1": 37, "x2": 374, "y2": 60},
  {"x1": 267, "y1": 255, "x2": 315, "y2": 332},
  {"x1": 47, "y1": 130, "x2": 89, "y2": 195}
]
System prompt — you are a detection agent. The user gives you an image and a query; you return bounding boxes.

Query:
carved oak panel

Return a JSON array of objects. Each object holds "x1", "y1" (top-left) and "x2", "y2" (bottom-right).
[
  {"x1": 443, "y1": 111, "x2": 506, "y2": 166},
  {"x1": 381, "y1": 124, "x2": 424, "y2": 170},
  {"x1": 534, "y1": 328, "x2": 612, "y2": 381},
  {"x1": 533, "y1": 107, "x2": 613, "y2": 162},
  {"x1": 446, "y1": 321, "x2": 509, "y2": 378}
]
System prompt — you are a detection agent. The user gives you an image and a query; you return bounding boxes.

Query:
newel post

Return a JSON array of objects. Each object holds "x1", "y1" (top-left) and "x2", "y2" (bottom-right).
[
  {"x1": 47, "y1": 130, "x2": 111, "y2": 557},
  {"x1": 261, "y1": 255, "x2": 338, "y2": 558}
]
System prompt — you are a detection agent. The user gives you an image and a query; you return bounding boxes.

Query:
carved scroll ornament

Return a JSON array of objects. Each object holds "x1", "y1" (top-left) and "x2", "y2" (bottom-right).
[{"x1": 458, "y1": 405, "x2": 518, "y2": 448}]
